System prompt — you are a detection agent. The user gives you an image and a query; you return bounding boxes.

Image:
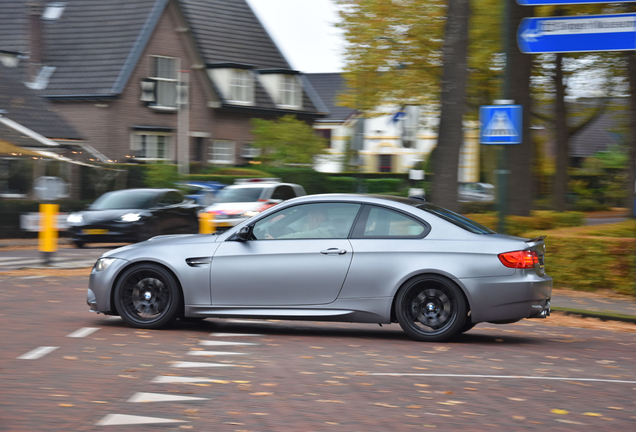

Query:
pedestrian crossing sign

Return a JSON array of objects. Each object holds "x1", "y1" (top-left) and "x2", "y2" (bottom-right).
[{"x1": 479, "y1": 105, "x2": 522, "y2": 144}]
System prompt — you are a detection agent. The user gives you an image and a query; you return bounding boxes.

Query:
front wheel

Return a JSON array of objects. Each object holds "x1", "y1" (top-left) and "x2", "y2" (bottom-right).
[
  {"x1": 395, "y1": 275, "x2": 467, "y2": 342},
  {"x1": 114, "y1": 263, "x2": 181, "y2": 329}
]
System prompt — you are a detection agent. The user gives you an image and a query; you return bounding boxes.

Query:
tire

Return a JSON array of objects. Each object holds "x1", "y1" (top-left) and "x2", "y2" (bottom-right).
[
  {"x1": 114, "y1": 263, "x2": 181, "y2": 329},
  {"x1": 73, "y1": 240, "x2": 85, "y2": 248},
  {"x1": 395, "y1": 275, "x2": 467, "y2": 342},
  {"x1": 460, "y1": 320, "x2": 476, "y2": 334}
]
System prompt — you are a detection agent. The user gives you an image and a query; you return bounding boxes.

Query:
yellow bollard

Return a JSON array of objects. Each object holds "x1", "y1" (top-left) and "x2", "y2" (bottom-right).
[
  {"x1": 39, "y1": 203, "x2": 58, "y2": 265},
  {"x1": 199, "y1": 212, "x2": 215, "y2": 234}
]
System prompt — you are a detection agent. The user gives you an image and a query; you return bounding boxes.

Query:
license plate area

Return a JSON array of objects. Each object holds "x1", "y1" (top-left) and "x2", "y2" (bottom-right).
[{"x1": 82, "y1": 229, "x2": 109, "y2": 235}]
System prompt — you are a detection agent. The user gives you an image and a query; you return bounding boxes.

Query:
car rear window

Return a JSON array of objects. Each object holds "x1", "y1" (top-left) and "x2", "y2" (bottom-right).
[
  {"x1": 416, "y1": 203, "x2": 495, "y2": 235},
  {"x1": 90, "y1": 191, "x2": 157, "y2": 210},
  {"x1": 215, "y1": 187, "x2": 264, "y2": 203}
]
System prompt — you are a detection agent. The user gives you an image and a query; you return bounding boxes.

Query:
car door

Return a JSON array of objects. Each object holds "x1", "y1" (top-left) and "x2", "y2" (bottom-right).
[{"x1": 209, "y1": 202, "x2": 361, "y2": 306}]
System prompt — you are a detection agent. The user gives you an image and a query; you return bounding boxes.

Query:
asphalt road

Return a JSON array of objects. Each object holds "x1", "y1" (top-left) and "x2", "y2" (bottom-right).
[{"x1": 1, "y1": 273, "x2": 635, "y2": 431}]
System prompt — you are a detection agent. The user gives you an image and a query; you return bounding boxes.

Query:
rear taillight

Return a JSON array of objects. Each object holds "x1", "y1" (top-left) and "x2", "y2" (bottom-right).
[{"x1": 498, "y1": 250, "x2": 538, "y2": 269}]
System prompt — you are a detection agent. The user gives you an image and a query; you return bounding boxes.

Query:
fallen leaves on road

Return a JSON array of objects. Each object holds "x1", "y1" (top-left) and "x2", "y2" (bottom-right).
[{"x1": 538, "y1": 312, "x2": 636, "y2": 333}]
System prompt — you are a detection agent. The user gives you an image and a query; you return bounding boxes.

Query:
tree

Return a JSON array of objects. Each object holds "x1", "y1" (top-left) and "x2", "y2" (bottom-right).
[
  {"x1": 433, "y1": 0, "x2": 470, "y2": 211},
  {"x1": 250, "y1": 115, "x2": 328, "y2": 166}
]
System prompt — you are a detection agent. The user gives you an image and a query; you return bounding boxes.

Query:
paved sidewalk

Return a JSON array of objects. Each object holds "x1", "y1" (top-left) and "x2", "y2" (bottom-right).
[{"x1": 1, "y1": 238, "x2": 635, "y2": 324}]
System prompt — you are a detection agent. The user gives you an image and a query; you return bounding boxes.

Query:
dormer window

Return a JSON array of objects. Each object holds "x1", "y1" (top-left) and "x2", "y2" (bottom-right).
[
  {"x1": 280, "y1": 75, "x2": 301, "y2": 108},
  {"x1": 229, "y1": 69, "x2": 253, "y2": 104},
  {"x1": 257, "y1": 69, "x2": 302, "y2": 110},
  {"x1": 207, "y1": 63, "x2": 255, "y2": 106}
]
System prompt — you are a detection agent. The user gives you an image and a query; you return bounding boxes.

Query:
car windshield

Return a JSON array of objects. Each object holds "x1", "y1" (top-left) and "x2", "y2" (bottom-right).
[
  {"x1": 416, "y1": 203, "x2": 495, "y2": 235},
  {"x1": 214, "y1": 187, "x2": 264, "y2": 203},
  {"x1": 90, "y1": 191, "x2": 157, "y2": 210}
]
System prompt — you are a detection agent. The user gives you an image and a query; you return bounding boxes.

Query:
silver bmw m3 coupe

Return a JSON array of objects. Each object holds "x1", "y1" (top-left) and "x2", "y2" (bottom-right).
[{"x1": 87, "y1": 194, "x2": 552, "y2": 342}]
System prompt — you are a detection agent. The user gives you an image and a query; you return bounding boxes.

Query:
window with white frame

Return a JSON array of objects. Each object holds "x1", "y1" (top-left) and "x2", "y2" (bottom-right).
[
  {"x1": 229, "y1": 69, "x2": 253, "y2": 104},
  {"x1": 280, "y1": 75, "x2": 301, "y2": 108},
  {"x1": 208, "y1": 140, "x2": 235, "y2": 164},
  {"x1": 150, "y1": 56, "x2": 177, "y2": 108},
  {"x1": 131, "y1": 133, "x2": 172, "y2": 160},
  {"x1": 241, "y1": 143, "x2": 261, "y2": 159}
]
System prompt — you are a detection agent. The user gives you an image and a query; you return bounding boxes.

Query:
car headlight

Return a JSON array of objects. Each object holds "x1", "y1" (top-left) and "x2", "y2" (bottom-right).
[
  {"x1": 120, "y1": 213, "x2": 142, "y2": 222},
  {"x1": 242, "y1": 211, "x2": 261, "y2": 218},
  {"x1": 67, "y1": 213, "x2": 83, "y2": 224},
  {"x1": 93, "y1": 257, "x2": 117, "y2": 272}
]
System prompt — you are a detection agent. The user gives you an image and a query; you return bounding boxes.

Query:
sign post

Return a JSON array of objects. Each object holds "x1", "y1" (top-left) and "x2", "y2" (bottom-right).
[{"x1": 480, "y1": 103, "x2": 523, "y2": 233}]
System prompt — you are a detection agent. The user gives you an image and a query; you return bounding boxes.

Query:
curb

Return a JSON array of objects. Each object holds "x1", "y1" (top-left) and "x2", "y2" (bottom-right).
[{"x1": 552, "y1": 307, "x2": 636, "y2": 324}]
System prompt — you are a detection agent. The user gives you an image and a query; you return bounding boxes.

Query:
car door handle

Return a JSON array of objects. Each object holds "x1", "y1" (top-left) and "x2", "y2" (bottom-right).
[{"x1": 320, "y1": 248, "x2": 347, "y2": 255}]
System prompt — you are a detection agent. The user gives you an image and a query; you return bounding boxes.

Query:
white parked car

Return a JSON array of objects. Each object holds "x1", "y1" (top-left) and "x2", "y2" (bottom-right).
[{"x1": 202, "y1": 178, "x2": 305, "y2": 232}]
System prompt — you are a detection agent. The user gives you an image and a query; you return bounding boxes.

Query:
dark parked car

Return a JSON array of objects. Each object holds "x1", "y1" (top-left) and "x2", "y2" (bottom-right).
[{"x1": 67, "y1": 188, "x2": 200, "y2": 248}]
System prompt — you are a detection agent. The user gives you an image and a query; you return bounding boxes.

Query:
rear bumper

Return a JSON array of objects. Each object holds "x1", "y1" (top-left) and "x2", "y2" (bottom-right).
[{"x1": 459, "y1": 272, "x2": 553, "y2": 324}]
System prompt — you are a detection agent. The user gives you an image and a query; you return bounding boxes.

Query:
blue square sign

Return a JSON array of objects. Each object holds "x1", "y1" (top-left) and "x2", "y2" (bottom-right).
[{"x1": 480, "y1": 105, "x2": 522, "y2": 144}]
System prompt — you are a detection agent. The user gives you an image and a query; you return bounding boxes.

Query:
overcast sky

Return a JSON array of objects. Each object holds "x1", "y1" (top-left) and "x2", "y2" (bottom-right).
[{"x1": 246, "y1": 0, "x2": 345, "y2": 73}]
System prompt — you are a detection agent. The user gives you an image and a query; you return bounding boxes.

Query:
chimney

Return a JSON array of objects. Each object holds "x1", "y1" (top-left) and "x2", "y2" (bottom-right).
[{"x1": 27, "y1": 2, "x2": 44, "y2": 83}]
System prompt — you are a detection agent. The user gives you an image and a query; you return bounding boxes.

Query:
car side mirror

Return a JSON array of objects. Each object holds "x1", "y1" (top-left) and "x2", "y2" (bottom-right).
[{"x1": 234, "y1": 226, "x2": 252, "y2": 242}]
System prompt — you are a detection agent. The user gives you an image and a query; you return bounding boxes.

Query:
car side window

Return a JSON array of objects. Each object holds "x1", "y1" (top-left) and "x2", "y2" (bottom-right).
[
  {"x1": 271, "y1": 185, "x2": 296, "y2": 201},
  {"x1": 351, "y1": 205, "x2": 428, "y2": 239},
  {"x1": 252, "y1": 203, "x2": 361, "y2": 240},
  {"x1": 160, "y1": 191, "x2": 184, "y2": 206}
]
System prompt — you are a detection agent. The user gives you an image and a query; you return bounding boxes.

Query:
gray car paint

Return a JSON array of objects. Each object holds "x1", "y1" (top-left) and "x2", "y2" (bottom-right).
[{"x1": 89, "y1": 194, "x2": 552, "y2": 327}]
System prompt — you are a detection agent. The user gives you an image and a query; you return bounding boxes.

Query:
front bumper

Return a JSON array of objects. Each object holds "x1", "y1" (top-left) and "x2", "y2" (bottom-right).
[
  {"x1": 88, "y1": 257, "x2": 130, "y2": 313},
  {"x1": 68, "y1": 222, "x2": 143, "y2": 243}
]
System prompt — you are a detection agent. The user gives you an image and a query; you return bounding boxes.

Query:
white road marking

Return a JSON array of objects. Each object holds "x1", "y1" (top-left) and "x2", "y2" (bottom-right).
[
  {"x1": 171, "y1": 361, "x2": 237, "y2": 368},
  {"x1": 20, "y1": 275, "x2": 46, "y2": 279},
  {"x1": 106, "y1": 316, "x2": 122, "y2": 321},
  {"x1": 199, "y1": 341, "x2": 257, "y2": 346},
  {"x1": 17, "y1": 346, "x2": 58, "y2": 360},
  {"x1": 209, "y1": 332, "x2": 263, "y2": 337},
  {"x1": 187, "y1": 350, "x2": 246, "y2": 356},
  {"x1": 127, "y1": 392, "x2": 208, "y2": 403},
  {"x1": 66, "y1": 327, "x2": 100, "y2": 338},
  {"x1": 363, "y1": 372, "x2": 636, "y2": 384},
  {"x1": 152, "y1": 376, "x2": 227, "y2": 384},
  {"x1": 96, "y1": 414, "x2": 186, "y2": 426}
]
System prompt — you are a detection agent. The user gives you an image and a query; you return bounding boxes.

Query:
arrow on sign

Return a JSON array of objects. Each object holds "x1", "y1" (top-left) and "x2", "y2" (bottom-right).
[{"x1": 518, "y1": 13, "x2": 636, "y2": 54}]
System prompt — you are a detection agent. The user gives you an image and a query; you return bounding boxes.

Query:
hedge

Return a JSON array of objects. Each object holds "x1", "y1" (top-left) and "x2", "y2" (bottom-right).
[
  {"x1": 523, "y1": 221, "x2": 636, "y2": 295},
  {"x1": 465, "y1": 211, "x2": 585, "y2": 236}
]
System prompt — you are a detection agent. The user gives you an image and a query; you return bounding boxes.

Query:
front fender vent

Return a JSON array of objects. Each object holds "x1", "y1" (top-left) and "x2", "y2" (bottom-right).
[{"x1": 186, "y1": 257, "x2": 212, "y2": 267}]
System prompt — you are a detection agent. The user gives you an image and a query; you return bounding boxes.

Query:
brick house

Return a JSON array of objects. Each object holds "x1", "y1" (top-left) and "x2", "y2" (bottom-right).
[{"x1": 0, "y1": 0, "x2": 327, "y2": 172}]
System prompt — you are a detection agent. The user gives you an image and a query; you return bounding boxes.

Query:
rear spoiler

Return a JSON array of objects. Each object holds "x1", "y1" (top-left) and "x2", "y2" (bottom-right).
[{"x1": 526, "y1": 235, "x2": 546, "y2": 243}]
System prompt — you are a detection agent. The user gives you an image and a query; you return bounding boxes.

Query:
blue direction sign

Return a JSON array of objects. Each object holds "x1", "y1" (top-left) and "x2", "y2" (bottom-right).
[
  {"x1": 479, "y1": 105, "x2": 522, "y2": 145},
  {"x1": 517, "y1": 0, "x2": 632, "y2": 5},
  {"x1": 518, "y1": 13, "x2": 636, "y2": 54}
]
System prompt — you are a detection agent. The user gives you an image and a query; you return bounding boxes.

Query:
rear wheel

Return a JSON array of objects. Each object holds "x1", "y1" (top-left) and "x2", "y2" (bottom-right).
[
  {"x1": 395, "y1": 275, "x2": 466, "y2": 342},
  {"x1": 114, "y1": 263, "x2": 181, "y2": 329},
  {"x1": 73, "y1": 240, "x2": 85, "y2": 248}
]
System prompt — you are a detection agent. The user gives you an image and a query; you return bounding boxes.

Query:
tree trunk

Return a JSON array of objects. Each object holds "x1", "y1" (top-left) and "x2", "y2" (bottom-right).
[
  {"x1": 506, "y1": 1, "x2": 534, "y2": 216},
  {"x1": 553, "y1": 52, "x2": 569, "y2": 212},
  {"x1": 628, "y1": 52, "x2": 636, "y2": 217},
  {"x1": 431, "y1": 0, "x2": 471, "y2": 212}
]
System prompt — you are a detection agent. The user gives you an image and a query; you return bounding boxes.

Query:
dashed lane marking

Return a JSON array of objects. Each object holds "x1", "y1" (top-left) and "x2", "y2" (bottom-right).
[
  {"x1": 67, "y1": 327, "x2": 100, "y2": 338},
  {"x1": 127, "y1": 392, "x2": 208, "y2": 403},
  {"x1": 171, "y1": 361, "x2": 237, "y2": 368},
  {"x1": 364, "y1": 373, "x2": 636, "y2": 384},
  {"x1": 96, "y1": 414, "x2": 186, "y2": 426},
  {"x1": 199, "y1": 340, "x2": 257, "y2": 346},
  {"x1": 17, "y1": 346, "x2": 58, "y2": 360},
  {"x1": 151, "y1": 376, "x2": 228, "y2": 384},
  {"x1": 187, "y1": 350, "x2": 246, "y2": 356}
]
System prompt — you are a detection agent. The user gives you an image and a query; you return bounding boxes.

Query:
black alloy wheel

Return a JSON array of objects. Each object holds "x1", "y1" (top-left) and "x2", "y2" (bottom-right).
[
  {"x1": 395, "y1": 275, "x2": 467, "y2": 342},
  {"x1": 114, "y1": 263, "x2": 181, "y2": 329}
]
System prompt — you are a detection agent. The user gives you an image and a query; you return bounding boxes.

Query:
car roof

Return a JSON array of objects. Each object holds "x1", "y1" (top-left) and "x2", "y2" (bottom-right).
[{"x1": 224, "y1": 182, "x2": 301, "y2": 189}]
